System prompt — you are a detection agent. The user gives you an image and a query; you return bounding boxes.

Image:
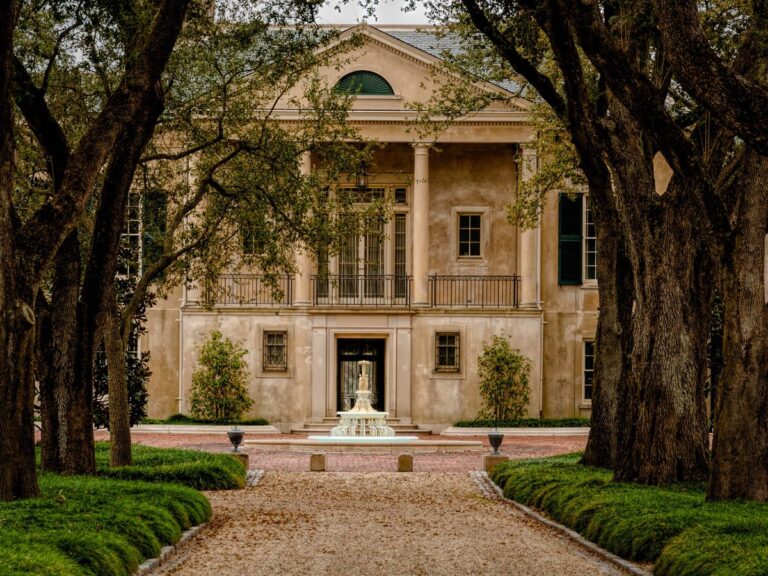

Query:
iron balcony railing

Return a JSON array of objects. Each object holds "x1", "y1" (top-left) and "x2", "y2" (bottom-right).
[
  {"x1": 429, "y1": 275, "x2": 520, "y2": 308},
  {"x1": 199, "y1": 273, "x2": 293, "y2": 306},
  {"x1": 312, "y1": 274, "x2": 411, "y2": 307}
]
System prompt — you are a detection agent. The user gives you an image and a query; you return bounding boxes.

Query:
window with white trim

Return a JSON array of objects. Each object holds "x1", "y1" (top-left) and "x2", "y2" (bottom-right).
[
  {"x1": 584, "y1": 199, "x2": 597, "y2": 282},
  {"x1": 583, "y1": 340, "x2": 595, "y2": 401}
]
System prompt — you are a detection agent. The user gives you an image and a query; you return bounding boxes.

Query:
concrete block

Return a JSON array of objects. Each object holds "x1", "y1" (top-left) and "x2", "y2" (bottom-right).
[
  {"x1": 397, "y1": 453, "x2": 413, "y2": 472},
  {"x1": 230, "y1": 452, "x2": 249, "y2": 470},
  {"x1": 484, "y1": 454, "x2": 509, "y2": 474},
  {"x1": 310, "y1": 453, "x2": 325, "y2": 472}
]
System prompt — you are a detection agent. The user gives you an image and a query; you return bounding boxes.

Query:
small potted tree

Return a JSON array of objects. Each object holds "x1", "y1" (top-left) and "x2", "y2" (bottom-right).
[{"x1": 477, "y1": 336, "x2": 532, "y2": 454}]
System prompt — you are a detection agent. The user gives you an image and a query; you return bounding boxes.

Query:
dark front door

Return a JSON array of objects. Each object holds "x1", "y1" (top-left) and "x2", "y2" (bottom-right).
[{"x1": 337, "y1": 339, "x2": 385, "y2": 412}]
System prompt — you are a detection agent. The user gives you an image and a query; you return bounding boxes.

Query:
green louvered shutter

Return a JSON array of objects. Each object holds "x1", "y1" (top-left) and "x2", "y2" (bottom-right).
[
  {"x1": 558, "y1": 193, "x2": 583, "y2": 286},
  {"x1": 334, "y1": 71, "x2": 394, "y2": 95}
]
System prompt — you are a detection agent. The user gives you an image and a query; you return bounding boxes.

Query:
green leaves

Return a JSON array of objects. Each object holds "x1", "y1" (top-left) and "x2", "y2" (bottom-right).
[
  {"x1": 190, "y1": 330, "x2": 253, "y2": 422},
  {"x1": 477, "y1": 335, "x2": 532, "y2": 423}
]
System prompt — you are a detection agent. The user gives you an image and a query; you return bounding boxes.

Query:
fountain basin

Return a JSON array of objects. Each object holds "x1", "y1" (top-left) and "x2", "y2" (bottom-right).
[{"x1": 309, "y1": 435, "x2": 419, "y2": 443}]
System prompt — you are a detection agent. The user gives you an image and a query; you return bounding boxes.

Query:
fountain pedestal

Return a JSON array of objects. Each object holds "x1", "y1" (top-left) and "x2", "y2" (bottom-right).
[
  {"x1": 330, "y1": 390, "x2": 395, "y2": 437},
  {"x1": 329, "y1": 361, "x2": 395, "y2": 437}
]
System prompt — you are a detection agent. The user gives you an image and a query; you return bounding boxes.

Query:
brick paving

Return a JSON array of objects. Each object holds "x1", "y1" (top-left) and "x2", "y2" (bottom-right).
[{"x1": 94, "y1": 430, "x2": 587, "y2": 471}]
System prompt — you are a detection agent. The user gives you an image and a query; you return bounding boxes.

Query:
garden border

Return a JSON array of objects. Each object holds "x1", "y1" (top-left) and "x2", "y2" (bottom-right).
[
  {"x1": 135, "y1": 522, "x2": 209, "y2": 576},
  {"x1": 470, "y1": 471, "x2": 652, "y2": 576}
]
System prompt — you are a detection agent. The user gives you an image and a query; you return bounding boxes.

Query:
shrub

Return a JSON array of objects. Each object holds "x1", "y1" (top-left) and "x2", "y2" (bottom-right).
[
  {"x1": 455, "y1": 417, "x2": 590, "y2": 427},
  {"x1": 141, "y1": 413, "x2": 269, "y2": 425},
  {"x1": 477, "y1": 335, "x2": 532, "y2": 423},
  {"x1": 94, "y1": 443, "x2": 246, "y2": 490},
  {"x1": 0, "y1": 474, "x2": 211, "y2": 576},
  {"x1": 190, "y1": 331, "x2": 253, "y2": 422},
  {"x1": 491, "y1": 455, "x2": 768, "y2": 575}
]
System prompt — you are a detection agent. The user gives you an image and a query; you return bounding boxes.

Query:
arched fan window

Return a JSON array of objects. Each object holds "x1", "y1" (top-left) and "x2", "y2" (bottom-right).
[{"x1": 334, "y1": 71, "x2": 395, "y2": 95}]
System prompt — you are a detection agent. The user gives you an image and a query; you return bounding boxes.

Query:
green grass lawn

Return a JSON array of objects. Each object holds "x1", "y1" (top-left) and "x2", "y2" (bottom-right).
[
  {"x1": 95, "y1": 443, "x2": 246, "y2": 490},
  {"x1": 492, "y1": 454, "x2": 768, "y2": 576},
  {"x1": 455, "y1": 417, "x2": 590, "y2": 427},
  {"x1": 0, "y1": 474, "x2": 211, "y2": 576},
  {"x1": 1, "y1": 443, "x2": 247, "y2": 575}
]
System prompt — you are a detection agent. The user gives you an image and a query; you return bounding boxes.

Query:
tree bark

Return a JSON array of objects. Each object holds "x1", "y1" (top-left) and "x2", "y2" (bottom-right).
[
  {"x1": 0, "y1": 0, "x2": 39, "y2": 501},
  {"x1": 601, "y1": 98, "x2": 712, "y2": 484},
  {"x1": 39, "y1": 232, "x2": 96, "y2": 474},
  {"x1": 708, "y1": 149, "x2": 768, "y2": 500},
  {"x1": 104, "y1": 303, "x2": 132, "y2": 467},
  {"x1": 582, "y1": 186, "x2": 633, "y2": 468},
  {"x1": 85, "y1": 90, "x2": 163, "y2": 467}
]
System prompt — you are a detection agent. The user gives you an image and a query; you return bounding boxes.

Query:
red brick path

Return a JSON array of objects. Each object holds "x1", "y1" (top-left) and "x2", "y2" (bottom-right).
[{"x1": 94, "y1": 430, "x2": 587, "y2": 472}]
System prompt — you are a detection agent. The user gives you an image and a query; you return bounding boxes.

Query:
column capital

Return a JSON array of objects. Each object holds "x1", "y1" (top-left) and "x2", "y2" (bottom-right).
[{"x1": 411, "y1": 142, "x2": 430, "y2": 154}]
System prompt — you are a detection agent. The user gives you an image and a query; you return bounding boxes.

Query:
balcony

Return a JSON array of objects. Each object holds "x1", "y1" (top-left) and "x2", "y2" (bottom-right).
[
  {"x1": 194, "y1": 273, "x2": 293, "y2": 307},
  {"x1": 429, "y1": 275, "x2": 520, "y2": 308},
  {"x1": 190, "y1": 273, "x2": 521, "y2": 309},
  {"x1": 312, "y1": 274, "x2": 411, "y2": 307}
]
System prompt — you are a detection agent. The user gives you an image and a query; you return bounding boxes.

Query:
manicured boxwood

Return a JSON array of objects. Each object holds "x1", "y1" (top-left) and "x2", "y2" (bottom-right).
[
  {"x1": 0, "y1": 474, "x2": 211, "y2": 576},
  {"x1": 140, "y1": 413, "x2": 269, "y2": 425},
  {"x1": 95, "y1": 443, "x2": 246, "y2": 490},
  {"x1": 455, "y1": 417, "x2": 590, "y2": 427},
  {"x1": 491, "y1": 454, "x2": 768, "y2": 576}
]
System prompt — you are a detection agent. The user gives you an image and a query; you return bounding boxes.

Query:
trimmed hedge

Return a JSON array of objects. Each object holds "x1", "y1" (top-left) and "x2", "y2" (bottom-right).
[
  {"x1": 95, "y1": 443, "x2": 246, "y2": 490},
  {"x1": 0, "y1": 474, "x2": 211, "y2": 576},
  {"x1": 491, "y1": 454, "x2": 768, "y2": 576},
  {"x1": 141, "y1": 413, "x2": 269, "y2": 425},
  {"x1": 455, "y1": 417, "x2": 590, "y2": 427}
]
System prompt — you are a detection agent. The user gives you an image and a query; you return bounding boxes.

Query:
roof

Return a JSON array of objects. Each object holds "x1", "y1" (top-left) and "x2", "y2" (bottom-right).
[{"x1": 366, "y1": 25, "x2": 520, "y2": 94}]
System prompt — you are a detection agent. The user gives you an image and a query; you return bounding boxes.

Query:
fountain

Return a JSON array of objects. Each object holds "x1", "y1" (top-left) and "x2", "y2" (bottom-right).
[{"x1": 309, "y1": 360, "x2": 418, "y2": 443}]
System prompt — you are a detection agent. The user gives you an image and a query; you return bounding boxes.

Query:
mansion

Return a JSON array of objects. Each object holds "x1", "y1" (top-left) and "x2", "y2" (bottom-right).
[{"x1": 143, "y1": 24, "x2": 598, "y2": 432}]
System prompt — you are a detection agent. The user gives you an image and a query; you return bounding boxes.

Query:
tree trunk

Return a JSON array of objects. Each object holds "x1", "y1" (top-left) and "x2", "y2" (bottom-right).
[
  {"x1": 0, "y1": 0, "x2": 39, "y2": 501},
  {"x1": 613, "y1": 182, "x2": 712, "y2": 484},
  {"x1": 83, "y1": 91, "x2": 163, "y2": 468},
  {"x1": 582, "y1": 187, "x2": 633, "y2": 468},
  {"x1": 105, "y1": 304, "x2": 132, "y2": 467},
  {"x1": 36, "y1": 293, "x2": 61, "y2": 472},
  {"x1": 39, "y1": 233, "x2": 97, "y2": 474},
  {"x1": 708, "y1": 149, "x2": 768, "y2": 500},
  {"x1": 604, "y1": 100, "x2": 711, "y2": 484}
]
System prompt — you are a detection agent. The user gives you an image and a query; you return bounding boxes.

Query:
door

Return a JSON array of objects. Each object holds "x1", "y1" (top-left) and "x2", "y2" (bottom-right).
[{"x1": 337, "y1": 339, "x2": 386, "y2": 412}]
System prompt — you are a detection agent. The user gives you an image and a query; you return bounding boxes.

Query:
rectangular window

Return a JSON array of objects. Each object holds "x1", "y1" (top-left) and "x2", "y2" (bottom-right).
[
  {"x1": 263, "y1": 331, "x2": 287, "y2": 371},
  {"x1": 584, "y1": 199, "x2": 597, "y2": 281},
  {"x1": 583, "y1": 340, "x2": 595, "y2": 401},
  {"x1": 394, "y1": 187, "x2": 407, "y2": 205},
  {"x1": 458, "y1": 214, "x2": 482, "y2": 257},
  {"x1": 394, "y1": 214, "x2": 407, "y2": 298},
  {"x1": 435, "y1": 332, "x2": 460, "y2": 372},
  {"x1": 558, "y1": 193, "x2": 583, "y2": 285}
]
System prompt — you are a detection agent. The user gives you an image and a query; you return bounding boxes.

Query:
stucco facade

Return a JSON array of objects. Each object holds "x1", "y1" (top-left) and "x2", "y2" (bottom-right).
[{"x1": 143, "y1": 24, "x2": 598, "y2": 431}]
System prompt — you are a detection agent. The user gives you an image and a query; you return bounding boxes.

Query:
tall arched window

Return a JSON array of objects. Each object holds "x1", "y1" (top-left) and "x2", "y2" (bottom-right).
[{"x1": 334, "y1": 71, "x2": 394, "y2": 95}]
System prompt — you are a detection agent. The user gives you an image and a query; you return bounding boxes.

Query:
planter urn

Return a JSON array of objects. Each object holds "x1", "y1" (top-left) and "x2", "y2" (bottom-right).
[
  {"x1": 488, "y1": 430, "x2": 504, "y2": 455},
  {"x1": 227, "y1": 427, "x2": 245, "y2": 452}
]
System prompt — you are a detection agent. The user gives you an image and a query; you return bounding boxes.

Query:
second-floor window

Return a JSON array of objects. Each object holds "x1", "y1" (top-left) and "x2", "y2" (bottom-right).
[
  {"x1": 458, "y1": 213, "x2": 482, "y2": 257},
  {"x1": 558, "y1": 193, "x2": 598, "y2": 285}
]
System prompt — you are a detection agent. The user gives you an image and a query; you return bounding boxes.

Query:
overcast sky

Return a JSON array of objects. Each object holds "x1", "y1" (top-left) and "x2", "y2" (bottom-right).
[{"x1": 316, "y1": 0, "x2": 431, "y2": 25}]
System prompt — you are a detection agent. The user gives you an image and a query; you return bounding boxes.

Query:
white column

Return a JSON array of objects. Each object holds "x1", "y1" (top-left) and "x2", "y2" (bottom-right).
[
  {"x1": 519, "y1": 143, "x2": 541, "y2": 308},
  {"x1": 294, "y1": 151, "x2": 313, "y2": 306},
  {"x1": 412, "y1": 144, "x2": 430, "y2": 306}
]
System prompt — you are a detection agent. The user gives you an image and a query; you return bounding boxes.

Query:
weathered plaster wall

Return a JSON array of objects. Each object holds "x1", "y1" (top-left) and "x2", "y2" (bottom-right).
[
  {"x1": 410, "y1": 313, "x2": 542, "y2": 428},
  {"x1": 144, "y1": 287, "x2": 182, "y2": 418},
  {"x1": 539, "y1": 189, "x2": 599, "y2": 418}
]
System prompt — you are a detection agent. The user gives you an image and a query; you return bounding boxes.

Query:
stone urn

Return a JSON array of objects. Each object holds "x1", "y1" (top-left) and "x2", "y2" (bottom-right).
[
  {"x1": 488, "y1": 430, "x2": 504, "y2": 455},
  {"x1": 227, "y1": 427, "x2": 245, "y2": 452}
]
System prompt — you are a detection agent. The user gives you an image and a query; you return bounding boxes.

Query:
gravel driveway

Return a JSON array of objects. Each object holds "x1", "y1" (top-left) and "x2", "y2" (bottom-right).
[{"x1": 155, "y1": 472, "x2": 626, "y2": 576}]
